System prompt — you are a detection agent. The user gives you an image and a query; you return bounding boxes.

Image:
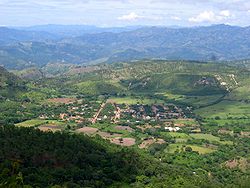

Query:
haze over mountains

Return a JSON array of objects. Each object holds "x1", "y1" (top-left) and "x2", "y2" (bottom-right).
[{"x1": 1, "y1": 24, "x2": 250, "y2": 70}]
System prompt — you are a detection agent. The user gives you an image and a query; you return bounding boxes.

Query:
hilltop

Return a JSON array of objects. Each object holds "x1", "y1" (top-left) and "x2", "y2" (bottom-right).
[{"x1": 1, "y1": 24, "x2": 250, "y2": 70}]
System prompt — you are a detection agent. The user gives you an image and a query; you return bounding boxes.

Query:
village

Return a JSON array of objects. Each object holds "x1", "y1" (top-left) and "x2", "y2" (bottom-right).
[
  {"x1": 47, "y1": 97, "x2": 195, "y2": 128},
  {"x1": 27, "y1": 97, "x2": 203, "y2": 148}
]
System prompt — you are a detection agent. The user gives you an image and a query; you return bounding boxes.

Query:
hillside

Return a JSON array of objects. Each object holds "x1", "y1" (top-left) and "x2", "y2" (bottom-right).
[
  {"x1": 1, "y1": 60, "x2": 250, "y2": 187},
  {"x1": 0, "y1": 66, "x2": 26, "y2": 99},
  {"x1": 1, "y1": 25, "x2": 250, "y2": 70},
  {"x1": 0, "y1": 27, "x2": 58, "y2": 44}
]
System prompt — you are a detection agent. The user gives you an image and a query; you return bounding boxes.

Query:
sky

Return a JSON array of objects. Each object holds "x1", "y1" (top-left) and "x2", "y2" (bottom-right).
[{"x1": 0, "y1": 0, "x2": 250, "y2": 27}]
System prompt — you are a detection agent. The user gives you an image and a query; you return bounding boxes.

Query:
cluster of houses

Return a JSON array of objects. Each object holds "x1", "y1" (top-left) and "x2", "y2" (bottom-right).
[
  {"x1": 39, "y1": 98, "x2": 194, "y2": 130},
  {"x1": 119, "y1": 104, "x2": 189, "y2": 123}
]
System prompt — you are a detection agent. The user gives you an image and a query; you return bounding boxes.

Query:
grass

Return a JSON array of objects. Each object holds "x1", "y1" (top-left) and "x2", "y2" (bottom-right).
[
  {"x1": 161, "y1": 92, "x2": 184, "y2": 100},
  {"x1": 167, "y1": 132, "x2": 191, "y2": 143},
  {"x1": 190, "y1": 133, "x2": 233, "y2": 145},
  {"x1": 91, "y1": 123, "x2": 131, "y2": 137},
  {"x1": 165, "y1": 143, "x2": 216, "y2": 154},
  {"x1": 195, "y1": 100, "x2": 250, "y2": 119},
  {"x1": 173, "y1": 119, "x2": 199, "y2": 126},
  {"x1": 204, "y1": 118, "x2": 250, "y2": 127},
  {"x1": 15, "y1": 119, "x2": 48, "y2": 127},
  {"x1": 15, "y1": 119, "x2": 64, "y2": 128},
  {"x1": 75, "y1": 80, "x2": 126, "y2": 95},
  {"x1": 179, "y1": 95, "x2": 223, "y2": 107},
  {"x1": 168, "y1": 132, "x2": 191, "y2": 139},
  {"x1": 108, "y1": 96, "x2": 164, "y2": 105},
  {"x1": 225, "y1": 77, "x2": 250, "y2": 101}
]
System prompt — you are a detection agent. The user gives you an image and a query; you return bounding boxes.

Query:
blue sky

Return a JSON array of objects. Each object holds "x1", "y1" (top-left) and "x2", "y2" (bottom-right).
[{"x1": 1, "y1": 0, "x2": 250, "y2": 27}]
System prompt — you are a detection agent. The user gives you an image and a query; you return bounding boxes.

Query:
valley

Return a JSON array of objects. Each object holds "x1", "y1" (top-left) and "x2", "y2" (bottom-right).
[{"x1": 1, "y1": 60, "x2": 249, "y2": 187}]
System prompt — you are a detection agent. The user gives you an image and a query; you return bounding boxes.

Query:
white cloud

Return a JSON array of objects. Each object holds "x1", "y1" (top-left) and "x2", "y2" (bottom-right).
[
  {"x1": 170, "y1": 16, "x2": 181, "y2": 21},
  {"x1": 117, "y1": 12, "x2": 140, "y2": 21},
  {"x1": 189, "y1": 11, "x2": 216, "y2": 23},
  {"x1": 189, "y1": 10, "x2": 232, "y2": 23},
  {"x1": 117, "y1": 12, "x2": 162, "y2": 22},
  {"x1": 220, "y1": 10, "x2": 230, "y2": 17}
]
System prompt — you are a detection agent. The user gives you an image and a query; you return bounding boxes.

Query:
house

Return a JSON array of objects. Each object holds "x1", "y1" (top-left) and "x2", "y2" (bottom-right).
[{"x1": 165, "y1": 126, "x2": 181, "y2": 132}]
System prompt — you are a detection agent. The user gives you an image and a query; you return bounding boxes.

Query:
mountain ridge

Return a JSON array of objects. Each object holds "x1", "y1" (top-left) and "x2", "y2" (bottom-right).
[{"x1": 1, "y1": 24, "x2": 250, "y2": 70}]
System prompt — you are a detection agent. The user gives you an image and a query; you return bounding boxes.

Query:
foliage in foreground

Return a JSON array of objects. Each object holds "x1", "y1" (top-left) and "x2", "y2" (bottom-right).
[{"x1": 0, "y1": 125, "x2": 242, "y2": 188}]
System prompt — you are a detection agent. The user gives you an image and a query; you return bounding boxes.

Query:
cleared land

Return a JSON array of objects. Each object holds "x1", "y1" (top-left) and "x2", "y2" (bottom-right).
[
  {"x1": 16, "y1": 119, "x2": 63, "y2": 128},
  {"x1": 190, "y1": 133, "x2": 233, "y2": 145},
  {"x1": 38, "y1": 125, "x2": 62, "y2": 132},
  {"x1": 47, "y1": 98, "x2": 76, "y2": 104},
  {"x1": 195, "y1": 100, "x2": 250, "y2": 119},
  {"x1": 108, "y1": 97, "x2": 164, "y2": 105},
  {"x1": 165, "y1": 144, "x2": 216, "y2": 154},
  {"x1": 76, "y1": 127, "x2": 99, "y2": 134},
  {"x1": 110, "y1": 137, "x2": 136, "y2": 147}
]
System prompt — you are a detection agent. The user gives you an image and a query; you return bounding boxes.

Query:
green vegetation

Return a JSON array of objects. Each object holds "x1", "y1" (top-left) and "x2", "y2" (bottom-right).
[
  {"x1": 15, "y1": 119, "x2": 64, "y2": 128},
  {"x1": 1, "y1": 60, "x2": 250, "y2": 187},
  {"x1": 109, "y1": 96, "x2": 163, "y2": 105},
  {"x1": 190, "y1": 133, "x2": 233, "y2": 145},
  {"x1": 165, "y1": 143, "x2": 216, "y2": 154},
  {"x1": 196, "y1": 100, "x2": 250, "y2": 119}
]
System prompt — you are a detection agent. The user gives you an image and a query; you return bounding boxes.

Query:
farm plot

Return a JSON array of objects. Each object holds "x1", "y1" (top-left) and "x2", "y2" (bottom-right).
[
  {"x1": 139, "y1": 138, "x2": 166, "y2": 149},
  {"x1": 16, "y1": 119, "x2": 63, "y2": 128},
  {"x1": 15, "y1": 119, "x2": 48, "y2": 127},
  {"x1": 165, "y1": 144, "x2": 216, "y2": 154},
  {"x1": 38, "y1": 124, "x2": 62, "y2": 132},
  {"x1": 47, "y1": 98, "x2": 76, "y2": 104},
  {"x1": 110, "y1": 137, "x2": 136, "y2": 147},
  {"x1": 108, "y1": 97, "x2": 164, "y2": 105},
  {"x1": 195, "y1": 100, "x2": 250, "y2": 119},
  {"x1": 76, "y1": 127, "x2": 99, "y2": 135},
  {"x1": 190, "y1": 133, "x2": 233, "y2": 145}
]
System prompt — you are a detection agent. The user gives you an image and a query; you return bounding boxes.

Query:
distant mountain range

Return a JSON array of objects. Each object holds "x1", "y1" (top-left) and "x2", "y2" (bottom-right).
[{"x1": 1, "y1": 24, "x2": 250, "y2": 70}]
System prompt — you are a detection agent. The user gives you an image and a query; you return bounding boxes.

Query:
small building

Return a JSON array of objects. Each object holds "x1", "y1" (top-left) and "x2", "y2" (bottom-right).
[{"x1": 165, "y1": 126, "x2": 181, "y2": 132}]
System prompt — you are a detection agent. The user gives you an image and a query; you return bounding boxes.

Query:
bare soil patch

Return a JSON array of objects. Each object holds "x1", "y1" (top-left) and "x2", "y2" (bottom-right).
[
  {"x1": 139, "y1": 139, "x2": 155, "y2": 149},
  {"x1": 136, "y1": 125, "x2": 152, "y2": 132},
  {"x1": 139, "y1": 138, "x2": 166, "y2": 149},
  {"x1": 97, "y1": 131, "x2": 122, "y2": 138},
  {"x1": 76, "y1": 127, "x2": 99, "y2": 134},
  {"x1": 111, "y1": 137, "x2": 136, "y2": 146},
  {"x1": 38, "y1": 125, "x2": 62, "y2": 132},
  {"x1": 47, "y1": 98, "x2": 76, "y2": 104},
  {"x1": 114, "y1": 126, "x2": 134, "y2": 132}
]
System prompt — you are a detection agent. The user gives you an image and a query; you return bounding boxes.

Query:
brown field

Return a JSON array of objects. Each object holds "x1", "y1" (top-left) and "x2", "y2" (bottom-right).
[
  {"x1": 156, "y1": 138, "x2": 166, "y2": 144},
  {"x1": 38, "y1": 125, "x2": 62, "y2": 132},
  {"x1": 111, "y1": 137, "x2": 136, "y2": 146},
  {"x1": 136, "y1": 125, "x2": 153, "y2": 132},
  {"x1": 76, "y1": 127, "x2": 99, "y2": 134},
  {"x1": 97, "y1": 131, "x2": 122, "y2": 138},
  {"x1": 114, "y1": 126, "x2": 134, "y2": 132},
  {"x1": 139, "y1": 138, "x2": 166, "y2": 149},
  {"x1": 225, "y1": 158, "x2": 250, "y2": 172},
  {"x1": 47, "y1": 98, "x2": 76, "y2": 104},
  {"x1": 218, "y1": 129, "x2": 233, "y2": 135},
  {"x1": 139, "y1": 139, "x2": 155, "y2": 149},
  {"x1": 240, "y1": 131, "x2": 250, "y2": 138}
]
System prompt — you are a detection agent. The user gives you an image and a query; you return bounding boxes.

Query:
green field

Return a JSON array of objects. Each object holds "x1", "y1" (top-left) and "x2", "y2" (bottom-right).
[
  {"x1": 195, "y1": 100, "x2": 250, "y2": 119},
  {"x1": 173, "y1": 119, "x2": 199, "y2": 126},
  {"x1": 190, "y1": 133, "x2": 233, "y2": 145},
  {"x1": 76, "y1": 80, "x2": 126, "y2": 95},
  {"x1": 165, "y1": 143, "x2": 216, "y2": 154},
  {"x1": 166, "y1": 132, "x2": 191, "y2": 143},
  {"x1": 108, "y1": 96, "x2": 164, "y2": 105},
  {"x1": 179, "y1": 95, "x2": 223, "y2": 107},
  {"x1": 204, "y1": 118, "x2": 250, "y2": 127},
  {"x1": 15, "y1": 119, "x2": 64, "y2": 127}
]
